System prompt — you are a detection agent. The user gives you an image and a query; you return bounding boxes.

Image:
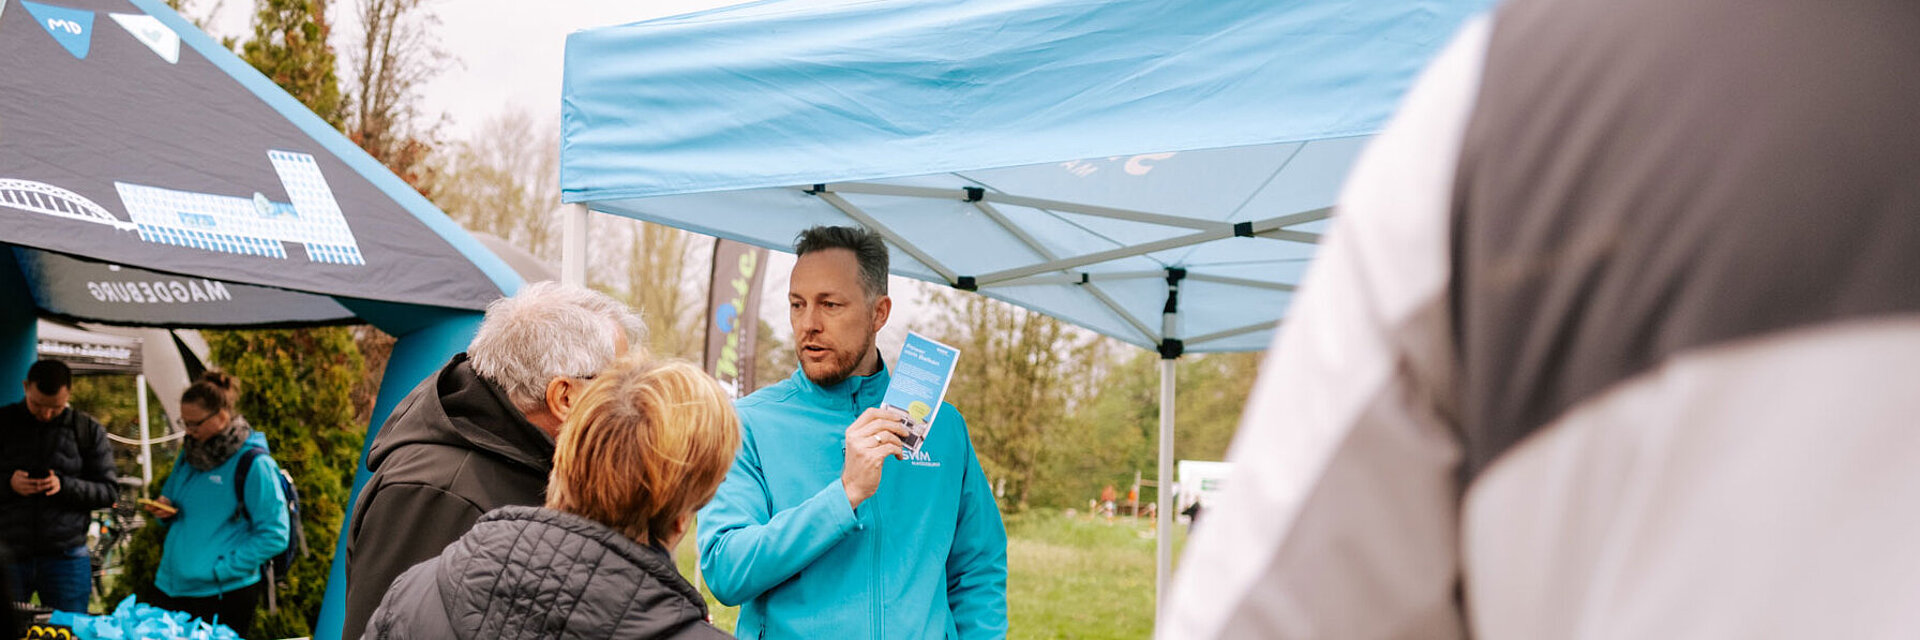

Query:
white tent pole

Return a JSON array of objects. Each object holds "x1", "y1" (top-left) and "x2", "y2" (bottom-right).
[
  {"x1": 1156, "y1": 356, "x2": 1175, "y2": 616},
  {"x1": 1156, "y1": 267, "x2": 1183, "y2": 618},
  {"x1": 137, "y1": 373, "x2": 152, "y2": 487},
  {"x1": 562, "y1": 203, "x2": 590, "y2": 286}
]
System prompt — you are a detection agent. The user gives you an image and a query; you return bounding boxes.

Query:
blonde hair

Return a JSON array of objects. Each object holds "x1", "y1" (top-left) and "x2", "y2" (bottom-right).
[{"x1": 546, "y1": 358, "x2": 742, "y2": 545}]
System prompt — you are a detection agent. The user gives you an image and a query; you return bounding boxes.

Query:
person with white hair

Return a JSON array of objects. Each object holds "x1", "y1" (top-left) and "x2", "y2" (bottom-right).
[{"x1": 340, "y1": 281, "x2": 645, "y2": 640}]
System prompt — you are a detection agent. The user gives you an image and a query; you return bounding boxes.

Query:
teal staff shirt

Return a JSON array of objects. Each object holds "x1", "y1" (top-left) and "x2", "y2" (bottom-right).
[{"x1": 698, "y1": 366, "x2": 1009, "y2": 639}]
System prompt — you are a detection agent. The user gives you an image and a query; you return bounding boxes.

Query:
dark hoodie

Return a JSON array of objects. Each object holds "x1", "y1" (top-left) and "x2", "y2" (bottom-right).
[
  {"x1": 344, "y1": 353, "x2": 556, "y2": 640},
  {"x1": 363, "y1": 506, "x2": 730, "y2": 640}
]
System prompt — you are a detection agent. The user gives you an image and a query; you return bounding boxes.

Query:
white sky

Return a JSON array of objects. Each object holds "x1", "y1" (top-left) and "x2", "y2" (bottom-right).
[{"x1": 199, "y1": 0, "x2": 748, "y2": 138}]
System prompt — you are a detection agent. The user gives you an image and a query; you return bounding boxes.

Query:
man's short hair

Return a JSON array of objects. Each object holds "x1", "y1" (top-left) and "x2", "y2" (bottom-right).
[
  {"x1": 26, "y1": 360, "x2": 71, "y2": 395},
  {"x1": 547, "y1": 358, "x2": 742, "y2": 544},
  {"x1": 794, "y1": 226, "x2": 889, "y2": 301},
  {"x1": 468, "y1": 281, "x2": 648, "y2": 413}
]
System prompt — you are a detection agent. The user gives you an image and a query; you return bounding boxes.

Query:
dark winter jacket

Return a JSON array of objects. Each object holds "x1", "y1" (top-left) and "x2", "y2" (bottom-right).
[
  {"x1": 0, "y1": 402, "x2": 116, "y2": 554},
  {"x1": 344, "y1": 353, "x2": 556, "y2": 640},
  {"x1": 363, "y1": 506, "x2": 730, "y2": 640}
]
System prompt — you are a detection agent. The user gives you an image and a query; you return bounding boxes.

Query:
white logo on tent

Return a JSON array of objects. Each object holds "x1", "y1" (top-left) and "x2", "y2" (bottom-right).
[
  {"x1": 0, "y1": 179, "x2": 137, "y2": 230},
  {"x1": 109, "y1": 13, "x2": 180, "y2": 64},
  {"x1": 115, "y1": 150, "x2": 366, "y2": 265},
  {"x1": 20, "y1": 0, "x2": 94, "y2": 60}
]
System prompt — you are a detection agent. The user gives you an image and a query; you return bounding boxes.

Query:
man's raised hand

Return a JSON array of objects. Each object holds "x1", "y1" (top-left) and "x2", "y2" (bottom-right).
[{"x1": 843, "y1": 408, "x2": 911, "y2": 509}]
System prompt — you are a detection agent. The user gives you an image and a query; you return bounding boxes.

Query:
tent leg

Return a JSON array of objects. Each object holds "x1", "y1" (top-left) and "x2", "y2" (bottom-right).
[
  {"x1": 137, "y1": 374, "x2": 152, "y2": 487},
  {"x1": 314, "y1": 311, "x2": 485, "y2": 640},
  {"x1": 0, "y1": 253, "x2": 35, "y2": 405},
  {"x1": 562, "y1": 203, "x2": 590, "y2": 286},
  {"x1": 1156, "y1": 357, "x2": 1175, "y2": 616}
]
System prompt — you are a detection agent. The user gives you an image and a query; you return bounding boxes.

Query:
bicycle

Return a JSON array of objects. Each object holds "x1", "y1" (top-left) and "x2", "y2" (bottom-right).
[{"x1": 87, "y1": 476, "x2": 148, "y2": 607}]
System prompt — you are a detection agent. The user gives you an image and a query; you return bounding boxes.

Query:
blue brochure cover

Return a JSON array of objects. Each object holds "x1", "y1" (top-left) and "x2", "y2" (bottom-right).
[{"x1": 883, "y1": 331, "x2": 959, "y2": 453}]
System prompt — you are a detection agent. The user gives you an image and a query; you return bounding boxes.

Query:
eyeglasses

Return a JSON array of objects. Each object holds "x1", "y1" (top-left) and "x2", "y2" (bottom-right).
[{"x1": 175, "y1": 412, "x2": 220, "y2": 430}]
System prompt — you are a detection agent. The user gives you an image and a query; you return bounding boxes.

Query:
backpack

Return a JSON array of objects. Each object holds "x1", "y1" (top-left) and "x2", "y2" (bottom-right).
[{"x1": 233, "y1": 446, "x2": 306, "y2": 612}]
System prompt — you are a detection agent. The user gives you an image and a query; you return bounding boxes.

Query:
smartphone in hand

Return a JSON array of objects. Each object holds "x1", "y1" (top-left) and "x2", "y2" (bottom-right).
[
  {"x1": 138, "y1": 498, "x2": 178, "y2": 518},
  {"x1": 26, "y1": 468, "x2": 50, "y2": 479}
]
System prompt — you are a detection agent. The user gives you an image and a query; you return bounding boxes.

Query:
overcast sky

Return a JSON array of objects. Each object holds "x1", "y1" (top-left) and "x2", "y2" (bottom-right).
[{"x1": 200, "y1": 0, "x2": 745, "y2": 137}]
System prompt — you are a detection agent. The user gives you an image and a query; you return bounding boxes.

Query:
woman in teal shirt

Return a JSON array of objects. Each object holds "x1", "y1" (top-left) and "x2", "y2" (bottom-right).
[{"x1": 141, "y1": 371, "x2": 288, "y2": 635}]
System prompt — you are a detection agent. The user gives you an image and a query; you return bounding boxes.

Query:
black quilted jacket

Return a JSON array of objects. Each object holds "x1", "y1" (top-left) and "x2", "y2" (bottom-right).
[
  {"x1": 363, "y1": 506, "x2": 731, "y2": 640},
  {"x1": 0, "y1": 402, "x2": 116, "y2": 554}
]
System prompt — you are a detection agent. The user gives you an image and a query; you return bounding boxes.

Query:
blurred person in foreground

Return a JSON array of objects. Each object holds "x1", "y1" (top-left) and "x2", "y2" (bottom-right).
[
  {"x1": 1166, "y1": 1, "x2": 1920, "y2": 638},
  {"x1": 0, "y1": 359, "x2": 115, "y2": 613},
  {"x1": 146, "y1": 371, "x2": 289, "y2": 635},
  {"x1": 698, "y1": 226, "x2": 1008, "y2": 639},
  {"x1": 362, "y1": 358, "x2": 738, "y2": 639},
  {"x1": 343, "y1": 281, "x2": 646, "y2": 640},
  {"x1": 0, "y1": 543, "x2": 18, "y2": 636}
]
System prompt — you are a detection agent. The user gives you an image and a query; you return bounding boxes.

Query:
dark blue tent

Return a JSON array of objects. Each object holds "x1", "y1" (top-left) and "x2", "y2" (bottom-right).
[{"x1": 0, "y1": 0, "x2": 524, "y2": 629}]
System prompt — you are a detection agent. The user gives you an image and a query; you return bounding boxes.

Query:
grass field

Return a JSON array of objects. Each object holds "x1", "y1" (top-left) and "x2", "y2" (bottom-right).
[{"x1": 674, "y1": 509, "x2": 1178, "y2": 639}]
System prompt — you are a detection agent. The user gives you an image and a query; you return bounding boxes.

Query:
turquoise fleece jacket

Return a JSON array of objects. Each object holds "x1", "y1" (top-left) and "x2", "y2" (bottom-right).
[
  {"x1": 698, "y1": 366, "x2": 1009, "y2": 639},
  {"x1": 156, "y1": 430, "x2": 290, "y2": 598}
]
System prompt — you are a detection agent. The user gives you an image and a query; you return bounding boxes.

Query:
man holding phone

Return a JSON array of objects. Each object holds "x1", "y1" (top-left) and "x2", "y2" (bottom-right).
[{"x1": 0, "y1": 360, "x2": 116, "y2": 613}]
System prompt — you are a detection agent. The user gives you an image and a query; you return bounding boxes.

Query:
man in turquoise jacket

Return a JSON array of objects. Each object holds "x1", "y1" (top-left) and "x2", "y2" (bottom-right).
[{"x1": 698, "y1": 226, "x2": 1008, "y2": 639}]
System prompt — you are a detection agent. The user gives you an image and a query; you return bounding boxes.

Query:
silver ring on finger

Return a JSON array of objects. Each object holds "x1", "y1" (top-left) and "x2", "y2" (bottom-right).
[{"x1": 873, "y1": 433, "x2": 884, "y2": 445}]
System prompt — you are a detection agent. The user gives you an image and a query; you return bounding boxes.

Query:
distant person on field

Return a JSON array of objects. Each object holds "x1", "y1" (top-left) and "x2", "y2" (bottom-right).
[
  {"x1": 145, "y1": 371, "x2": 288, "y2": 635},
  {"x1": 1, "y1": 359, "x2": 115, "y2": 613},
  {"x1": 698, "y1": 225, "x2": 1008, "y2": 639},
  {"x1": 364, "y1": 359, "x2": 738, "y2": 640},
  {"x1": 1100, "y1": 484, "x2": 1117, "y2": 523},
  {"x1": 1168, "y1": 1, "x2": 1920, "y2": 637},
  {"x1": 342, "y1": 281, "x2": 646, "y2": 640}
]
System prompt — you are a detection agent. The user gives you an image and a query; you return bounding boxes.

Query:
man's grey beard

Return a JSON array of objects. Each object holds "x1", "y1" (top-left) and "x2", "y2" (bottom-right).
[{"x1": 805, "y1": 334, "x2": 878, "y2": 387}]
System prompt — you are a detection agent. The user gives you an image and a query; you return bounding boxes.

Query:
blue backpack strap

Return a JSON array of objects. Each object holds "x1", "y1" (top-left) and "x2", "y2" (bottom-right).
[{"x1": 233, "y1": 446, "x2": 267, "y2": 522}]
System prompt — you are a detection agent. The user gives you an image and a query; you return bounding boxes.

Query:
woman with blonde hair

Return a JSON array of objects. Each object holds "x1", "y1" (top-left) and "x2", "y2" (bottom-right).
[{"x1": 364, "y1": 358, "x2": 742, "y2": 640}]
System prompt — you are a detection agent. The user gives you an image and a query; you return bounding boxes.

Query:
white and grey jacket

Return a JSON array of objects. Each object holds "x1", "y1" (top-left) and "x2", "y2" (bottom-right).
[{"x1": 1167, "y1": 0, "x2": 1920, "y2": 637}]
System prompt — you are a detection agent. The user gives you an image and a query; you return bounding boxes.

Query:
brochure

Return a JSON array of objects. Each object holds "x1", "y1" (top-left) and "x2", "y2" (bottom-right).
[{"x1": 882, "y1": 331, "x2": 959, "y2": 454}]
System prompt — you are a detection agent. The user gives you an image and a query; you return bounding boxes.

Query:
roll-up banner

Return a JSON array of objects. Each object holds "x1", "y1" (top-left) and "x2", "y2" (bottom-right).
[{"x1": 703, "y1": 239, "x2": 767, "y2": 398}]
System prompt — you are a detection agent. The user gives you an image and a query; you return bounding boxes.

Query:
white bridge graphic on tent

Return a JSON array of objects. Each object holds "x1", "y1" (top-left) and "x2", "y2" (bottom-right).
[
  {"x1": 0, "y1": 151, "x2": 365, "y2": 265},
  {"x1": 0, "y1": 179, "x2": 137, "y2": 231},
  {"x1": 115, "y1": 150, "x2": 365, "y2": 265}
]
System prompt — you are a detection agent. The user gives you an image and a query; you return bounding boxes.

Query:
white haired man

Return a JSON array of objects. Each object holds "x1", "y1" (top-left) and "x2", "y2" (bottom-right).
[{"x1": 341, "y1": 282, "x2": 645, "y2": 640}]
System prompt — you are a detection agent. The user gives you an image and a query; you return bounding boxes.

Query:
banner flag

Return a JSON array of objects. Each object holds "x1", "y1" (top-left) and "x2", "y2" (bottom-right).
[{"x1": 703, "y1": 239, "x2": 768, "y2": 397}]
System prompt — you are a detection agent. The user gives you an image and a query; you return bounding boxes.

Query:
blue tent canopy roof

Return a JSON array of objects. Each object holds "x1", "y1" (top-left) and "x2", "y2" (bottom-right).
[
  {"x1": 563, "y1": 0, "x2": 1479, "y2": 202},
  {"x1": 561, "y1": 0, "x2": 1491, "y2": 353}
]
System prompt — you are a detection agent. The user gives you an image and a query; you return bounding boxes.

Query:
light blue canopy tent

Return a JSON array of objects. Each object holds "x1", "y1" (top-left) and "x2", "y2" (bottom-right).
[{"x1": 560, "y1": 0, "x2": 1489, "y2": 611}]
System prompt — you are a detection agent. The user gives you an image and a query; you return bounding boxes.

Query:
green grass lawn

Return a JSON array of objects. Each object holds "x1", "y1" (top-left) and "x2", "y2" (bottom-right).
[{"x1": 674, "y1": 509, "x2": 1179, "y2": 638}]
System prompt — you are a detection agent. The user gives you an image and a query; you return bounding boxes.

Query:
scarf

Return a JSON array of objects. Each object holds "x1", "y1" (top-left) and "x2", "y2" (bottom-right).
[{"x1": 184, "y1": 415, "x2": 254, "y2": 472}]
